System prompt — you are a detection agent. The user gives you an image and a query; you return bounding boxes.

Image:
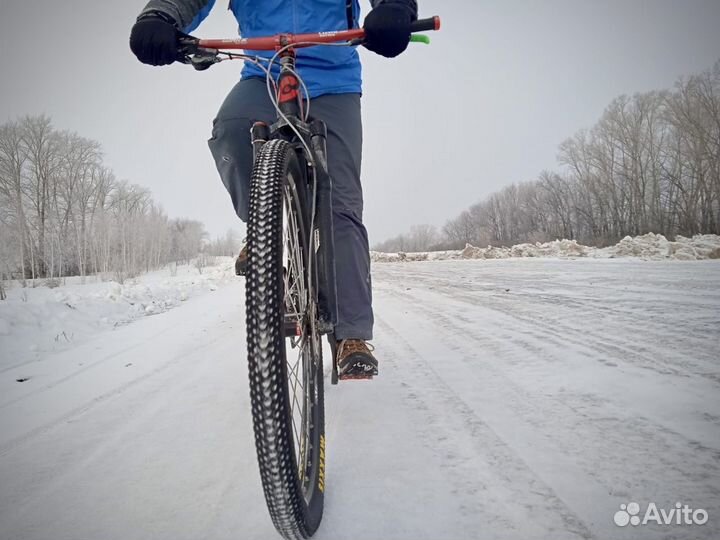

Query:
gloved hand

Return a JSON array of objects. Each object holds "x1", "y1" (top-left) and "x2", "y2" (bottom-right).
[
  {"x1": 363, "y1": 3, "x2": 413, "y2": 58},
  {"x1": 130, "y1": 13, "x2": 181, "y2": 66}
]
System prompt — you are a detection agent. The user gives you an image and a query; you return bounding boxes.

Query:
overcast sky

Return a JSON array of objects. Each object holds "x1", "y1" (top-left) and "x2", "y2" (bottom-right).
[{"x1": 1, "y1": 0, "x2": 719, "y2": 242}]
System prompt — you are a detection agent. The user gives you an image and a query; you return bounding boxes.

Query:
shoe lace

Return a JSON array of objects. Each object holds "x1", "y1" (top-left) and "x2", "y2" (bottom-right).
[{"x1": 337, "y1": 339, "x2": 375, "y2": 360}]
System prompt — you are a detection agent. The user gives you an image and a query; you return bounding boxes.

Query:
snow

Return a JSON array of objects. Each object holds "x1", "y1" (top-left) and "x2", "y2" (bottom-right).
[
  {"x1": 372, "y1": 233, "x2": 720, "y2": 262},
  {"x1": 0, "y1": 259, "x2": 236, "y2": 371},
  {"x1": 600, "y1": 233, "x2": 720, "y2": 260},
  {"x1": 1, "y1": 257, "x2": 719, "y2": 540}
]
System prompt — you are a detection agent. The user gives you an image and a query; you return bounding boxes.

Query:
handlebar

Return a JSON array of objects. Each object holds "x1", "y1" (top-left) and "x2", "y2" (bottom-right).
[
  {"x1": 195, "y1": 16, "x2": 440, "y2": 51},
  {"x1": 179, "y1": 16, "x2": 440, "y2": 70},
  {"x1": 411, "y1": 16, "x2": 442, "y2": 33}
]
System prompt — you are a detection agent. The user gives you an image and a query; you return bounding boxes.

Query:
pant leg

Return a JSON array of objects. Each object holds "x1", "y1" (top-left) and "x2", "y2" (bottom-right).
[
  {"x1": 208, "y1": 78, "x2": 276, "y2": 221},
  {"x1": 309, "y1": 93, "x2": 374, "y2": 341}
]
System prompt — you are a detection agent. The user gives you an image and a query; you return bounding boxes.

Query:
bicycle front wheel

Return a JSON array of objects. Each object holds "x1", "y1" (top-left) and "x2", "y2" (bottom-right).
[{"x1": 245, "y1": 139, "x2": 325, "y2": 539}]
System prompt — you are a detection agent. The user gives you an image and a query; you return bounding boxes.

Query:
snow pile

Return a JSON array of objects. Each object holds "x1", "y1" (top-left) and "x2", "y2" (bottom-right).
[
  {"x1": 516, "y1": 239, "x2": 590, "y2": 258},
  {"x1": 0, "y1": 259, "x2": 235, "y2": 366},
  {"x1": 597, "y1": 233, "x2": 720, "y2": 260},
  {"x1": 371, "y1": 233, "x2": 720, "y2": 263},
  {"x1": 457, "y1": 239, "x2": 590, "y2": 259}
]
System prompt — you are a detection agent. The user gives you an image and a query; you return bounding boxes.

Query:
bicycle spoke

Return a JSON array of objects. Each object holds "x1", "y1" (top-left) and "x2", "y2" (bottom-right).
[{"x1": 282, "y1": 185, "x2": 315, "y2": 483}]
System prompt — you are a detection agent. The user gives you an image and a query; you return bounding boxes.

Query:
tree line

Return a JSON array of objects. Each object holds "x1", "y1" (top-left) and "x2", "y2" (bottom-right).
[
  {"x1": 0, "y1": 115, "x2": 240, "y2": 291},
  {"x1": 376, "y1": 60, "x2": 720, "y2": 252}
]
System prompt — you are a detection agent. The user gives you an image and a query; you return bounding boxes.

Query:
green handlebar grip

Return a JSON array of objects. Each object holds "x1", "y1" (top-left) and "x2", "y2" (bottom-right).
[{"x1": 410, "y1": 34, "x2": 431, "y2": 45}]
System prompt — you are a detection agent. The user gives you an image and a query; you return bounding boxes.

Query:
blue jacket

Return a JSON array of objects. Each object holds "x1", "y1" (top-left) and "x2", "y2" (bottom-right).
[{"x1": 139, "y1": 0, "x2": 417, "y2": 98}]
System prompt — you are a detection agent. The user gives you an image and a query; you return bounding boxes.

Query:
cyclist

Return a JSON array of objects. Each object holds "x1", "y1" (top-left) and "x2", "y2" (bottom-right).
[{"x1": 130, "y1": 0, "x2": 417, "y2": 379}]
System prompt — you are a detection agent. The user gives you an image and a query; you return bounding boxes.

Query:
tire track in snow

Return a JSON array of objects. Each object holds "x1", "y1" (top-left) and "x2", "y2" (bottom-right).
[
  {"x1": 376, "y1": 262, "x2": 719, "y2": 379},
  {"x1": 378, "y1": 279, "x2": 720, "y2": 459},
  {"x1": 0, "y1": 324, "x2": 176, "y2": 409},
  {"x1": 375, "y1": 272, "x2": 717, "y2": 383},
  {"x1": 0, "y1": 330, "x2": 228, "y2": 457},
  {"x1": 374, "y1": 314, "x2": 596, "y2": 540},
  {"x1": 0, "y1": 286, "x2": 254, "y2": 539},
  {"x1": 373, "y1": 269, "x2": 720, "y2": 539}
]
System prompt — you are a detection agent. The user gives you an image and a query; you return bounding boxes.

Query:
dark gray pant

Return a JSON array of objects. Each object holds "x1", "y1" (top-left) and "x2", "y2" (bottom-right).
[{"x1": 208, "y1": 78, "x2": 373, "y2": 340}]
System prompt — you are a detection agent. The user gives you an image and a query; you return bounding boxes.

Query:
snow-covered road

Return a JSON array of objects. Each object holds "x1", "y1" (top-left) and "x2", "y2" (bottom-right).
[{"x1": 1, "y1": 259, "x2": 719, "y2": 540}]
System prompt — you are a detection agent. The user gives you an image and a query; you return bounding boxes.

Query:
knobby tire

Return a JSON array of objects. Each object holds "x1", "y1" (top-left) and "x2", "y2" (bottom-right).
[{"x1": 245, "y1": 139, "x2": 325, "y2": 539}]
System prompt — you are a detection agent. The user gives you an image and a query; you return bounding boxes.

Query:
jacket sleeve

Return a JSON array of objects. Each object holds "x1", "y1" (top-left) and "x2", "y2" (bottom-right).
[
  {"x1": 370, "y1": 0, "x2": 418, "y2": 20},
  {"x1": 139, "y1": 0, "x2": 216, "y2": 33}
]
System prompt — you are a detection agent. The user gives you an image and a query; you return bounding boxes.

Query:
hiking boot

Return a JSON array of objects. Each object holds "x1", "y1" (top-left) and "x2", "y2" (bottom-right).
[
  {"x1": 336, "y1": 339, "x2": 378, "y2": 380},
  {"x1": 235, "y1": 244, "x2": 248, "y2": 276}
]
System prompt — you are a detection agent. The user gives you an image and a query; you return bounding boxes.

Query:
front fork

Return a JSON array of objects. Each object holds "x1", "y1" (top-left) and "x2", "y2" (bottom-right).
[
  {"x1": 307, "y1": 120, "x2": 338, "y2": 334},
  {"x1": 308, "y1": 121, "x2": 341, "y2": 385}
]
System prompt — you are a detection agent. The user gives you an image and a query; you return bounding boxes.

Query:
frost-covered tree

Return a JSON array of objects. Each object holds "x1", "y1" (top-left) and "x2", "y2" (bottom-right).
[{"x1": 0, "y1": 116, "x2": 214, "y2": 293}]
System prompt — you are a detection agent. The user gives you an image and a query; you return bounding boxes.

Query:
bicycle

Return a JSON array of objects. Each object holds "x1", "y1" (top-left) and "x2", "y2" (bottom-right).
[{"x1": 178, "y1": 16, "x2": 441, "y2": 539}]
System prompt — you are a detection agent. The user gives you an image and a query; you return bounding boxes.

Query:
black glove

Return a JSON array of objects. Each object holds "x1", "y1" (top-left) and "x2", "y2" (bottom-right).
[
  {"x1": 363, "y1": 3, "x2": 413, "y2": 58},
  {"x1": 130, "y1": 13, "x2": 181, "y2": 66}
]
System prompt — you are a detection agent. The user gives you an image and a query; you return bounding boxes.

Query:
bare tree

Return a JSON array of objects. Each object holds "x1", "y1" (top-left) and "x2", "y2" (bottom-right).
[
  {"x1": 0, "y1": 115, "x2": 216, "y2": 286},
  {"x1": 0, "y1": 121, "x2": 29, "y2": 285}
]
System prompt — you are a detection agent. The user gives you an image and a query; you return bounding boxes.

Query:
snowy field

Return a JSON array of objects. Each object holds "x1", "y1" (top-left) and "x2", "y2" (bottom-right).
[{"x1": 1, "y1": 257, "x2": 719, "y2": 540}]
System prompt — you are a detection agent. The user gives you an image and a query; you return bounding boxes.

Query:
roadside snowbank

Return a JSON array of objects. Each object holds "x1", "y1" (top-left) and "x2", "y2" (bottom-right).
[
  {"x1": 598, "y1": 233, "x2": 720, "y2": 260},
  {"x1": 371, "y1": 233, "x2": 720, "y2": 262},
  {"x1": 0, "y1": 259, "x2": 236, "y2": 367}
]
